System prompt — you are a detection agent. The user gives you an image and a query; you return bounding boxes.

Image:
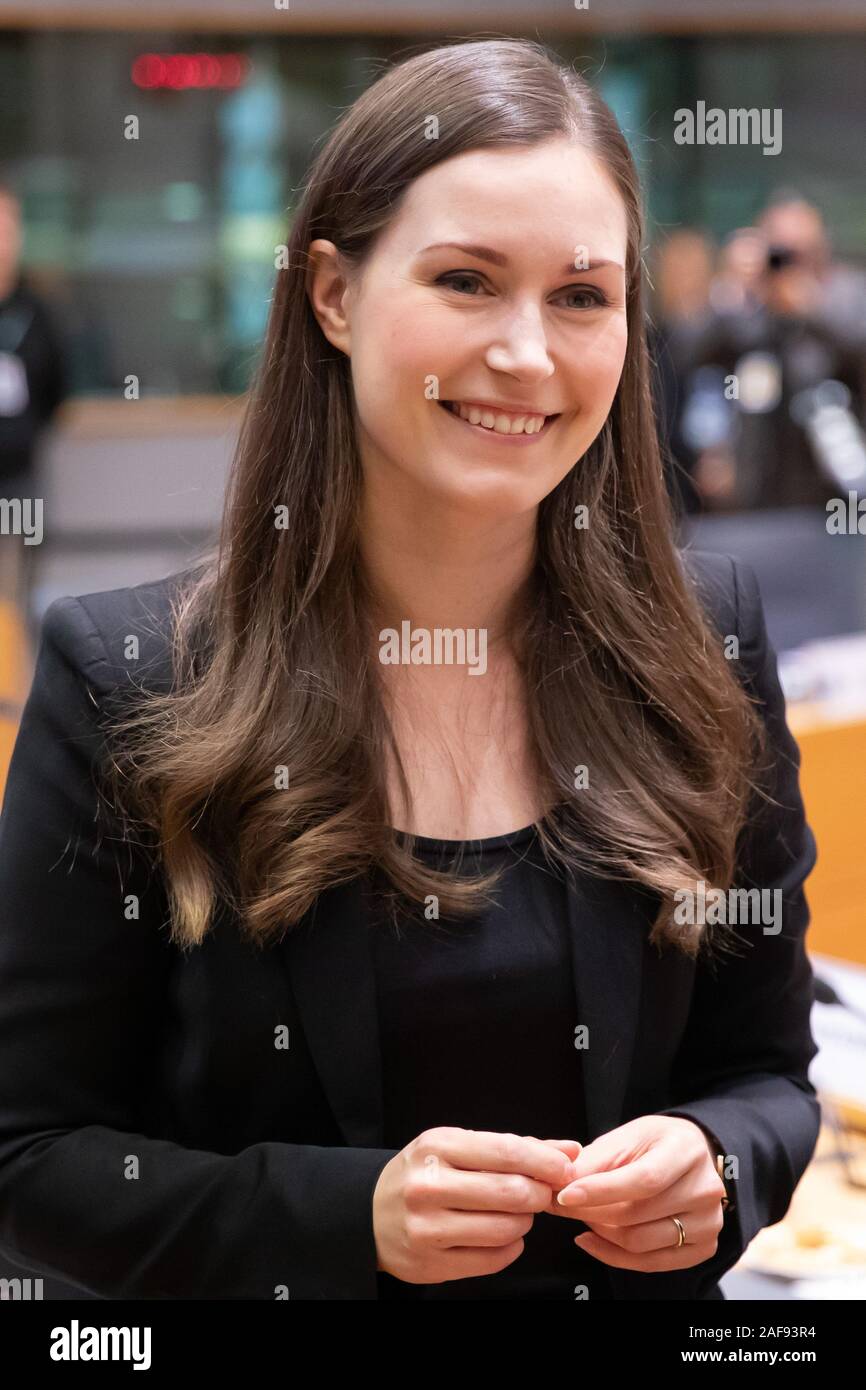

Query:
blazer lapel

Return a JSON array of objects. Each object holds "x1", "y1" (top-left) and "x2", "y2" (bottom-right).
[
  {"x1": 285, "y1": 868, "x2": 649, "y2": 1152},
  {"x1": 282, "y1": 876, "x2": 386, "y2": 1148}
]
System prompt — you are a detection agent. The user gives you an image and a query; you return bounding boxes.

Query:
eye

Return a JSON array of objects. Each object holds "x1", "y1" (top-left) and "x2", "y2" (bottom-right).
[
  {"x1": 435, "y1": 272, "x2": 610, "y2": 309},
  {"x1": 558, "y1": 287, "x2": 611, "y2": 310},
  {"x1": 435, "y1": 271, "x2": 486, "y2": 295}
]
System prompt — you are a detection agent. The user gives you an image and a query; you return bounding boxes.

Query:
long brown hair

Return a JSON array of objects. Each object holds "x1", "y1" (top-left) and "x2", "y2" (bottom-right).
[{"x1": 97, "y1": 37, "x2": 769, "y2": 958}]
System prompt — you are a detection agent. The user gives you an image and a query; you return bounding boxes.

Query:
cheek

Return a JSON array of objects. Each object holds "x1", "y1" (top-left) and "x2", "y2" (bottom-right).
[
  {"x1": 574, "y1": 323, "x2": 628, "y2": 415},
  {"x1": 358, "y1": 305, "x2": 451, "y2": 411}
]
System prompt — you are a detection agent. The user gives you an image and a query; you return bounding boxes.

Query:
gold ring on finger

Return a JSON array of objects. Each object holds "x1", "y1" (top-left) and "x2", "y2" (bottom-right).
[{"x1": 670, "y1": 1216, "x2": 686, "y2": 1248}]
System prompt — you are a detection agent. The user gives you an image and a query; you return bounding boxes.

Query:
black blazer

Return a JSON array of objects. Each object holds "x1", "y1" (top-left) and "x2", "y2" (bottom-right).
[{"x1": 0, "y1": 549, "x2": 820, "y2": 1300}]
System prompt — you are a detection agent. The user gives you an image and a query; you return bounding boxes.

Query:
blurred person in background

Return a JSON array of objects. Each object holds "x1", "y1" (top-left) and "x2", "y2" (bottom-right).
[
  {"x1": 0, "y1": 181, "x2": 68, "y2": 635},
  {"x1": 647, "y1": 229, "x2": 716, "y2": 519},
  {"x1": 665, "y1": 192, "x2": 866, "y2": 512}
]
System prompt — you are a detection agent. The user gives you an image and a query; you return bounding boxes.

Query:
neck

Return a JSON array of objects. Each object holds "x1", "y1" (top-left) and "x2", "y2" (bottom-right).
[{"x1": 357, "y1": 469, "x2": 537, "y2": 656}]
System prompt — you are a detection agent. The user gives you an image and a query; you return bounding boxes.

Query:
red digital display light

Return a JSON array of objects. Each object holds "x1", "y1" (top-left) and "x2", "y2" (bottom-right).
[{"x1": 132, "y1": 53, "x2": 250, "y2": 90}]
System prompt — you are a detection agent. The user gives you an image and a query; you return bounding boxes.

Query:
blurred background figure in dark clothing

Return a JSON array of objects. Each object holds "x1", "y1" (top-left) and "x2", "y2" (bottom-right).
[
  {"x1": 661, "y1": 192, "x2": 866, "y2": 513},
  {"x1": 0, "y1": 181, "x2": 68, "y2": 631}
]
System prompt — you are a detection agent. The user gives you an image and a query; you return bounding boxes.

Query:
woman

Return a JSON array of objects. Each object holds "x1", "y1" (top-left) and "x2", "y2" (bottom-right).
[{"x1": 0, "y1": 38, "x2": 819, "y2": 1301}]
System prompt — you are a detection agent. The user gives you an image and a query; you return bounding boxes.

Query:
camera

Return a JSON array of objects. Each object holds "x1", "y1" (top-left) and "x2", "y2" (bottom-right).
[{"x1": 766, "y1": 245, "x2": 798, "y2": 272}]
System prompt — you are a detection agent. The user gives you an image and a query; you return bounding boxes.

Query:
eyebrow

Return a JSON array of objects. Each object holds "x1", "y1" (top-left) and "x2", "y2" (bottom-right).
[{"x1": 416, "y1": 241, "x2": 624, "y2": 275}]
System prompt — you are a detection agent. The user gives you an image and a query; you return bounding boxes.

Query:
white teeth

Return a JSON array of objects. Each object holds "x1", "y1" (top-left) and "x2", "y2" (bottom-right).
[{"x1": 451, "y1": 401, "x2": 546, "y2": 435}]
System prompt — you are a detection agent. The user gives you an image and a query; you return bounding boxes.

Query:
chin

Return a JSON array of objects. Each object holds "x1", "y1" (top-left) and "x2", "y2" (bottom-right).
[{"x1": 441, "y1": 475, "x2": 544, "y2": 515}]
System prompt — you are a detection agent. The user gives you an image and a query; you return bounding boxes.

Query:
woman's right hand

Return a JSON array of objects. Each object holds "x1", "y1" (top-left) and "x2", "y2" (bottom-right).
[{"x1": 372, "y1": 1127, "x2": 576, "y2": 1284}]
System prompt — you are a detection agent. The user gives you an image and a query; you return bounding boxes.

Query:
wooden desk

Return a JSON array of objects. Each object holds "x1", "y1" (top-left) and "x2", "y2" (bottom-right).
[
  {"x1": 0, "y1": 600, "x2": 30, "y2": 806},
  {"x1": 788, "y1": 706, "x2": 866, "y2": 967}
]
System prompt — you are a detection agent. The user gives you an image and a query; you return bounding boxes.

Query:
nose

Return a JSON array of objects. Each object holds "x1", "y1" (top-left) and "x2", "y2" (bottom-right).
[{"x1": 484, "y1": 302, "x2": 556, "y2": 382}]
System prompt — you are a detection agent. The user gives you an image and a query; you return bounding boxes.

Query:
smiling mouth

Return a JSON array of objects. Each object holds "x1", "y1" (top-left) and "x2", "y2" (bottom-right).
[{"x1": 437, "y1": 400, "x2": 561, "y2": 437}]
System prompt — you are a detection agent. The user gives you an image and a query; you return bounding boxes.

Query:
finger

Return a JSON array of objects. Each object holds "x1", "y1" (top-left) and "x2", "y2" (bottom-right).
[
  {"x1": 574, "y1": 1228, "x2": 719, "y2": 1272},
  {"x1": 546, "y1": 1193, "x2": 631, "y2": 1221},
  {"x1": 558, "y1": 1142, "x2": 691, "y2": 1208},
  {"x1": 544, "y1": 1130, "x2": 637, "y2": 1215},
  {"x1": 586, "y1": 1205, "x2": 723, "y2": 1254},
  {"x1": 426, "y1": 1209, "x2": 536, "y2": 1248},
  {"x1": 558, "y1": 1126, "x2": 643, "y2": 1186},
  {"x1": 535, "y1": 1140, "x2": 581, "y2": 1213},
  {"x1": 541, "y1": 1139, "x2": 582, "y2": 1163},
  {"x1": 422, "y1": 1129, "x2": 574, "y2": 1188},
  {"x1": 433, "y1": 1239, "x2": 526, "y2": 1279},
  {"x1": 553, "y1": 1163, "x2": 718, "y2": 1223},
  {"x1": 431, "y1": 1168, "x2": 555, "y2": 1214}
]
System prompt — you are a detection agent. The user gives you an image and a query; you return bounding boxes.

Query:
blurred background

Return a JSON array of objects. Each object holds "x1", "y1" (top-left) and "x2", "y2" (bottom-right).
[{"x1": 1, "y1": 0, "x2": 866, "y2": 1301}]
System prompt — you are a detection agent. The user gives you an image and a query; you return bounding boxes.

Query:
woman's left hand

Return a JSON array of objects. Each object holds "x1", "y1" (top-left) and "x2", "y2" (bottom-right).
[{"x1": 541, "y1": 1116, "x2": 728, "y2": 1271}]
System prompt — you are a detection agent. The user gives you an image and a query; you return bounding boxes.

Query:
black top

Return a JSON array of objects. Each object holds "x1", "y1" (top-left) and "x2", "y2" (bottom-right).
[{"x1": 369, "y1": 822, "x2": 612, "y2": 1300}]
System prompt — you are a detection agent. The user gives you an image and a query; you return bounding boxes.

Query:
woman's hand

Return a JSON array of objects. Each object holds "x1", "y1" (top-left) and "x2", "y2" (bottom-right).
[
  {"x1": 372, "y1": 1127, "x2": 574, "y2": 1284},
  {"x1": 544, "y1": 1115, "x2": 728, "y2": 1272}
]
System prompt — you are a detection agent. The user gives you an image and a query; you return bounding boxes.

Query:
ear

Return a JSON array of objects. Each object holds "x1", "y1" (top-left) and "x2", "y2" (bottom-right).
[{"x1": 306, "y1": 238, "x2": 353, "y2": 356}]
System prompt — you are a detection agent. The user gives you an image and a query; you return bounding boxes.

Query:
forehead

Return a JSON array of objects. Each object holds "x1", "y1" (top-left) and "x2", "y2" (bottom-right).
[{"x1": 386, "y1": 139, "x2": 629, "y2": 263}]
